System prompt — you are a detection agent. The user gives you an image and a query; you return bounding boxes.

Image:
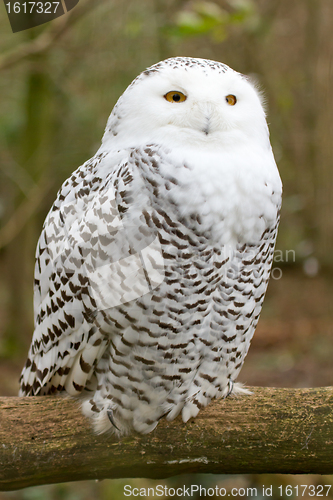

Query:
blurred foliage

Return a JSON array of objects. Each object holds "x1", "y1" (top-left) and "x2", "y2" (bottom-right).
[
  {"x1": 0, "y1": 0, "x2": 332, "y2": 497},
  {"x1": 169, "y1": 0, "x2": 259, "y2": 42}
]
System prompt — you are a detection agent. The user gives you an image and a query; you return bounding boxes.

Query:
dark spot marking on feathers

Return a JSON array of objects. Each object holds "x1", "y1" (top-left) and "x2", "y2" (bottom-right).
[{"x1": 80, "y1": 355, "x2": 92, "y2": 374}]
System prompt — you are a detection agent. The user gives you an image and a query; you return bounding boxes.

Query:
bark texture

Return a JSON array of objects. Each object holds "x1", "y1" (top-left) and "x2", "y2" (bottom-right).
[{"x1": 1, "y1": 387, "x2": 333, "y2": 491}]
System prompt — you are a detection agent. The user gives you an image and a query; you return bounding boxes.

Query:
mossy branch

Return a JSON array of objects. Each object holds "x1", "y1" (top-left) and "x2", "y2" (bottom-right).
[{"x1": 1, "y1": 387, "x2": 333, "y2": 491}]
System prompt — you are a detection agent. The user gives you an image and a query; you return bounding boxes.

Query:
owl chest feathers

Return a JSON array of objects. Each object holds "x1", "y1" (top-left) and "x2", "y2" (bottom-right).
[{"x1": 128, "y1": 144, "x2": 282, "y2": 251}]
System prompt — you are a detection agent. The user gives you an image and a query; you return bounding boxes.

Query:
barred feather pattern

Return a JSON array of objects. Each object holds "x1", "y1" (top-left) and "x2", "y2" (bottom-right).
[{"x1": 19, "y1": 144, "x2": 280, "y2": 434}]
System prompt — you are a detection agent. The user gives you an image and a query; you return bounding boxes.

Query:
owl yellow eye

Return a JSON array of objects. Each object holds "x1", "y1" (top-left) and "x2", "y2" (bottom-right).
[
  {"x1": 226, "y1": 94, "x2": 237, "y2": 106},
  {"x1": 164, "y1": 91, "x2": 187, "y2": 103}
]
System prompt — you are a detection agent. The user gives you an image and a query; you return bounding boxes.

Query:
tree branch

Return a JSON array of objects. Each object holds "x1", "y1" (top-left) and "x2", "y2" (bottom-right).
[{"x1": 1, "y1": 386, "x2": 333, "y2": 491}]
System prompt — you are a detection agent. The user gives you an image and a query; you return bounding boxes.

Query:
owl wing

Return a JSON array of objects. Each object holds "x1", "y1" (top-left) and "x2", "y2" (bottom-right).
[{"x1": 19, "y1": 148, "x2": 158, "y2": 396}]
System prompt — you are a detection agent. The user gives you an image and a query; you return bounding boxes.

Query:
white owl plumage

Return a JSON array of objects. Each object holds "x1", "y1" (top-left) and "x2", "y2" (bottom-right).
[{"x1": 19, "y1": 57, "x2": 282, "y2": 435}]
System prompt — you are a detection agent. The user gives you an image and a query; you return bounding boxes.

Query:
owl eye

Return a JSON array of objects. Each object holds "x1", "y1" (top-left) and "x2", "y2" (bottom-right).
[
  {"x1": 226, "y1": 94, "x2": 237, "y2": 106},
  {"x1": 164, "y1": 91, "x2": 187, "y2": 103}
]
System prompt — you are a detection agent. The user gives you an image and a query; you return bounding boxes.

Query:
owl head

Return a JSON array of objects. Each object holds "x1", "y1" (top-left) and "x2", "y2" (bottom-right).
[{"x1": 102, "y1": 57, "x2": 270, "y2": 151}]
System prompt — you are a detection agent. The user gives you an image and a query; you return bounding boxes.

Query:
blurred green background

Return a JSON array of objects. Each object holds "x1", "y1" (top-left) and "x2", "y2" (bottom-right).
[{"x1": 0, "y1": 0, "x2": 332, "y2": 498}]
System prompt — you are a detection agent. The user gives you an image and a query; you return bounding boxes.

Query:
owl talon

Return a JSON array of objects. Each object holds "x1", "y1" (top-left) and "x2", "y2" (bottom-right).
[
  {"x1": 226, "y1": 379, "x2": 234, "y2": 397},
  {"x1": 107, "y1": 408, "x2": 120, "y2": 430}
]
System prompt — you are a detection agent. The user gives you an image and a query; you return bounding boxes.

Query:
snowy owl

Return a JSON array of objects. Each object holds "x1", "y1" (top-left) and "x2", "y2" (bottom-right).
[{"x1": 19, "y1": 57, "x2": 282, "y2": 435}]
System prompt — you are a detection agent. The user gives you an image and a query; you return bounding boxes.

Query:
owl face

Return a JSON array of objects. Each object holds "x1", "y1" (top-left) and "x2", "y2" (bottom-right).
[{"x1": 103, "y1": 57, "x2": 270, "y2": 151}]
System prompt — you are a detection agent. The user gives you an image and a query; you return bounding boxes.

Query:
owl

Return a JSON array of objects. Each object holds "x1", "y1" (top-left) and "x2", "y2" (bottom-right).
[{"x1": 19, "y1": 57, "x2": 282, "y2": 435}]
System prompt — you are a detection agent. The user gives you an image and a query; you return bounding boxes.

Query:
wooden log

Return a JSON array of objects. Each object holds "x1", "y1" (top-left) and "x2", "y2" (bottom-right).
[{"x1": 1, "y1": 387, "x2": 333, "y2": 491}]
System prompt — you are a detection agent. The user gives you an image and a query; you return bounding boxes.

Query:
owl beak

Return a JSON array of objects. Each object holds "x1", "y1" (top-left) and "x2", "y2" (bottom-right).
[
  {"x1": 202, "y1": 119, "x2": 210, "y2": 135},
  {"x1": 197, "y1": 102, "x2": 214, "y2": 135}
]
